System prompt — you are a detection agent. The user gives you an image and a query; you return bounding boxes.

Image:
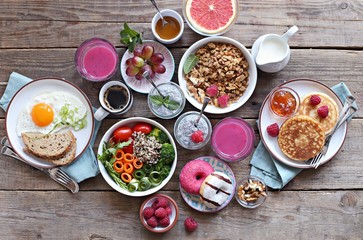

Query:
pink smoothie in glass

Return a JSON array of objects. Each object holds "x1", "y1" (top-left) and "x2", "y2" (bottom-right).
[
  {"x1": 83, "y1": 45, "x2": 117, "y2": 80},
  {"x1": 211, "y1": 117, "x2": 255, "y2": 162}
]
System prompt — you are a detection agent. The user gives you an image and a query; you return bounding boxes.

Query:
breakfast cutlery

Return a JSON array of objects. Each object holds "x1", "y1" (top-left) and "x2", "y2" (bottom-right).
[
  {"x1": 310, "y1": 96, "x2": 357, "y2": 168},
  {"x1": 1, "y1": 137, "x2": 79, "y2": 193},
  {"x1": 149, "y1": 0, "x2": 168, "y2": 26},
  {"x1": 195, "y1": 96, "x2": 211, "y2": 126}
]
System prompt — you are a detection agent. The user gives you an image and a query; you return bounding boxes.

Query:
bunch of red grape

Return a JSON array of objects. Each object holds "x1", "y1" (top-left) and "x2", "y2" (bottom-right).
[{"x1": 125, "y1": 44, "x2": 166, "y2": 80}]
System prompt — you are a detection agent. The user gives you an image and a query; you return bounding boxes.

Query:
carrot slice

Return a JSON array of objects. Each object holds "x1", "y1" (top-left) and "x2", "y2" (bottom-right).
[
  {"x1": 121, "y1": 173, "x2": 132, "y2": 183},
  {"x1": 113, "y1": 161, "x2": 124, "y2": 173},
  {"x1": 133, "y1": 158, "x2": 143, "y2": 169},
  {"x1": 124, "y1": 162, "x2": 134, "y2": 174},
  {"x1": 115, "y1": 149, "x2": 125, "y2": 161},
  {"x1": 123, "y1": 153, "x2": 135, "y2": 163}
]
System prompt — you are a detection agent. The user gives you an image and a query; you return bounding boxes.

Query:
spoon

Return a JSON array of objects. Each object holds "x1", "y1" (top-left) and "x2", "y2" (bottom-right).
[
  {"x1": 195, "y1": 97, "x2": 211, "y2": 126},
  {"x1": 142, "y1": 71, "x2": 165, "y2": 98},
  {"x1": 149, "y1": 0, "x2": 168, "y2": 26}
]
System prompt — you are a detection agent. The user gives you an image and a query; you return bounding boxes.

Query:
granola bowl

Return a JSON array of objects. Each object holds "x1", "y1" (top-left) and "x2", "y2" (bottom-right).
[
  {"x1": 97, "y1": 117, "x2": 177, "y2": 197},
  {"x1": 178, "y1": 36, "x2": 257, "y2": 114}
]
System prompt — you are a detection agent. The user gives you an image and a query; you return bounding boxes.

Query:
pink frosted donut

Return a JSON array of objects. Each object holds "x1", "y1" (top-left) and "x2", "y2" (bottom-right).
[{"x1": 180, "y1": 159, "x2": 214, "y2": 195}]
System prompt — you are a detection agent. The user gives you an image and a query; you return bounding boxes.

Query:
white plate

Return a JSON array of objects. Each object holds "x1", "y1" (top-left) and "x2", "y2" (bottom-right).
[
  {"x1": 179, "y1": 156, "x2": 236, "y2": 212},
  {"x1": 5, "y1": 78, "x2": 95, "y2": 169},
  {"x1": 120, "y1": 40, "x2": 175, "y2": 94},
  {"x1": 258, "y1": 79, "x2": 347, "y2": 169},
  {"x1": 178, "y1": 36, "x2": 257, "y2": 114}
]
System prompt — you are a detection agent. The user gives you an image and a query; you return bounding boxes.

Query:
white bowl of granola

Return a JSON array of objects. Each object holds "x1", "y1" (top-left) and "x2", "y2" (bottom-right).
[
  {"x1": 178, "y1": 36, "x2": 257, "y2": 114},
  {"x1": 97, "y1": 117, "x2": 177, "y2": 197}
]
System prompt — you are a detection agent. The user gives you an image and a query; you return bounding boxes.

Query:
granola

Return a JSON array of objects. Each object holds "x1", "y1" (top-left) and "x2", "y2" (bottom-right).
[{"x1": 185, "y1": 42, "x2": 249, "y2": 108}]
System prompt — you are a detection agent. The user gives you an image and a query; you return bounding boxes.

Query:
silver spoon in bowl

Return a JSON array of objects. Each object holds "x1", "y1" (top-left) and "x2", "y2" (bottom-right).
[
  {"x1": 149, "y1": 0, "x2": 168, "y2": 26},
  {"x1": 142, "y1": 71, "x2": 165, "y2": 98},
  {"x1": 195, "y1": 97, "x2": 211, "y2": 126}
]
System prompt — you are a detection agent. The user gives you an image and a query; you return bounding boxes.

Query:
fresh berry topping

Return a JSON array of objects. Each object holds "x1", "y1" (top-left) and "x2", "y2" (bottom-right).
[
  {"x1": 184, "y1": 217, "x2": 198, "y2": 232},
  {"x1": 191, "y1": 130, "x2": 204, "y2": 143},
  {"x1": 310, "y1": 95, "x2": 321, "y2": 106},
  {"x1": 206, "y1": 84, "x2": 218, "y2": 97},
  {"x1": 164, "y1": 206, "x2": 172, "y2": 215},
  {"x1": 317, "y1": 105, "x2": 329, "y2": 118},
  {"x1": 154, "y1": 197, "x2": 169, "y2": 209},
  {"x1": 142, "y1": 207, "x2": 155, "y2": 220},
  {"x1": 158, "y1": 216, "x2": 170, "y2": 228},
  {"x1": 146, "y1": 216, "x2": 158, "y2": 228},
  {"x1": 154, "y1": 207, "x2": 168, "y2": 219},
  {"x1": 217, "y1": 94, "x2": 229, "y2": 108},
  {"x1": 266, "y1": 123, "x2": 280, "y2": 137}
]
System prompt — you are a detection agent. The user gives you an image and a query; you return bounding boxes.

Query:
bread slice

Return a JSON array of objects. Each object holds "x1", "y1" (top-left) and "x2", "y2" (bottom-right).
[{"x1": 21, "y1": 131, "x2": 75, "y2": 160}]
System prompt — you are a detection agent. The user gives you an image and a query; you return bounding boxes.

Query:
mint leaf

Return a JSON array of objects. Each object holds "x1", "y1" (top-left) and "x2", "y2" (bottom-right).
[
  {"x1": 120, "y1": 23, "x2": 142, "y2": 52},
  {"x1": 183, "y1": 54, "x2": 199, "y2": 74},
  {"x1": 150, "y1": 95, "x2": 164, "y2": 106},
  {"x1": 163, "y1": 99, "x2": 180, "y2": 110}
]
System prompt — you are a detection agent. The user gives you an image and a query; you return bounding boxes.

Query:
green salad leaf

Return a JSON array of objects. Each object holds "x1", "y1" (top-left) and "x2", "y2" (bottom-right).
[{"x1": 183, "y1": 54, "x2": 199, "y2": 74}]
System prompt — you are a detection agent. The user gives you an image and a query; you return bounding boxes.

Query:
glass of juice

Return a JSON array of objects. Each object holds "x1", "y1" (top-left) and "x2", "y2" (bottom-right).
[
  {"x1": 75, "y1": 38, "x2": 118, "y2": 82},
  {"x1": 211, "y1": 117, "x2": 255, "y2": 162}
]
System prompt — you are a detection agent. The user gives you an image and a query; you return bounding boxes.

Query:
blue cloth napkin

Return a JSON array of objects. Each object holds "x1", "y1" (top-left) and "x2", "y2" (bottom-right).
[
  {"x1": 250, "y1": 82, "x2": 358, "y2": 189},
  {"x1": 0, "y1": 72, "x2": 100, "y2": 183}
]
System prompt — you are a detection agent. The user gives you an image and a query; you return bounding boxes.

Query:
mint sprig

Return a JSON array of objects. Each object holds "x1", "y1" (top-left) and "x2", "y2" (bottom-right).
[
  {"x1": 120, "y1": 23, "x2": 142, "y2": 52},
  {"x1": 150, "y1": 95, "x2": 180, "y2": 110},
  {"x1": 183, "y1": 54, "x2": 199, "y2": 74}
]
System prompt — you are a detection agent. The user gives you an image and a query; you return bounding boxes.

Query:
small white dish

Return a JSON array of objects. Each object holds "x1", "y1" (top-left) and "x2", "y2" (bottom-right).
[
  {"x1": 178, "y1": 36, "x2": 257, "y2": 114},
  {"x1": 5, "y1": 78, "x2": 95, "y2": 169},
  {"x1": 120, "y1": 40, "x2": 175, "y2": 94},
  {"x1": 151, "y1": 9, "x2": 184, "y2": 44},
  {"x1": 259, "y1": 79, "x2": 347, "y2": 169}
]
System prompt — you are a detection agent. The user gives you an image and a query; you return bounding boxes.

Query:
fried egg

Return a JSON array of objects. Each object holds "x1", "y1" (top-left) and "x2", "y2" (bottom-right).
[{"x1": 17, "y1": 91, "x2": 87, "y2": 136}]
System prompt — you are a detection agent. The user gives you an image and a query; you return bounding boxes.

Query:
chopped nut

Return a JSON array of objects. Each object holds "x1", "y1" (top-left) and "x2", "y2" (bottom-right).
[{"x1": 237, "y1": 178, "x2": 267, "y2": 203}]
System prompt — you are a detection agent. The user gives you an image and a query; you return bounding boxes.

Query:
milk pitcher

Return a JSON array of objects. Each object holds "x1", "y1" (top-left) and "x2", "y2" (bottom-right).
[{"x1": 254, "y1": 25, "x2": 299, "y2": 73}]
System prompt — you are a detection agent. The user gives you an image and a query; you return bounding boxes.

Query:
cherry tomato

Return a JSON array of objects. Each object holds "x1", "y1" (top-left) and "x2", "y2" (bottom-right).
[
  {"x1": 133, "y1": 123, "x2": 152, "y2": 134},
  {"x1": 113, "y1": 126, "x2": 133, "y2": 142},
  {"x1": 122, "y1": 139, "x2": 134, "y2": 154}
]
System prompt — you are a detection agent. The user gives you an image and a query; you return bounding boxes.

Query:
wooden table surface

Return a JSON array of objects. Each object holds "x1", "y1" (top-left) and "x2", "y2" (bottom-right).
[{"x1": 1, "y1": 1, "x2": 362, "y2": 239}]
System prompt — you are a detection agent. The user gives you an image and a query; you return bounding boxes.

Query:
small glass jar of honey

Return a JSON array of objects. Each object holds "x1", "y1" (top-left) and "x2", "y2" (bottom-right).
[
  {"x1": 152, "y1": 9, "x2": 184, "y2": 44},
  {"x1": 268, "y1": 86, "x2": 300, "y2": 118}
]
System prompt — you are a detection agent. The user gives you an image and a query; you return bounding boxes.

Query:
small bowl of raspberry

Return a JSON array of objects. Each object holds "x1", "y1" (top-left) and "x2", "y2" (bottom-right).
[{"x1": 140, "y1": 194, "x2": 179, "y2": 233}]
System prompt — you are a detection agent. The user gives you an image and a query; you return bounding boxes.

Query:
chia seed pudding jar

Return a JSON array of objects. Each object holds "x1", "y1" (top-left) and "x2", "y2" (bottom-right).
[
  {"x1": 174, "y1": 111, "x2": 212, "y2": 150},
  {"x1": 211, "y1": 117, "x2": 255, "y2": 162},
  {"x1": 147, "y1": 82, "x2": 186, "y2": 119}
]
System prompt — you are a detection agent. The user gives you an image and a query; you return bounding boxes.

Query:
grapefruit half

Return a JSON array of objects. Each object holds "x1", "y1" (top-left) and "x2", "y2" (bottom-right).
[{"x1": 185, "y1": 0, "x2": 238, "y2": 35}]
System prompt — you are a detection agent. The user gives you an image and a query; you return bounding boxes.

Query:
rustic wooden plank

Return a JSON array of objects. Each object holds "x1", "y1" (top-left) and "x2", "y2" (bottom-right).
[
  {"x1": 0, "y1": 119, "x2": 362, "y2": 191},
  {"x1": 0, "y1": 20, "x2": 363, "y2": 49},
  {"x1": 0, "y1": 48, "x2": 361, "y2": 118},
  {"x1": 0, "y1": 190, "x2": 362, "y2": 240}
]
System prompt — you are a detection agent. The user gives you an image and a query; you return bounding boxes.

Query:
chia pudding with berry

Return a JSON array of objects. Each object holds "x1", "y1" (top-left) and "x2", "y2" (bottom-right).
[
  {"x1": 148, "y1": 82, "x2": 185, "y2": 119},
  {"x1": 174, "y1": 111, "x2": 212, "y2": 150}
]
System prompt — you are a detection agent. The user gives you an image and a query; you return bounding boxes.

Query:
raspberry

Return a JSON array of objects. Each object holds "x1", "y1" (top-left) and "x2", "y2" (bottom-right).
[
  {"x1": 310, "y1": 95, "x2": 321, "y2": 106},
  {"x1": 184, "y1": 217, "x2": 198, "y2": 232},
  {"x1": 191, "y1": 130, "x2": 204, "y2": 143},
  {"x1": 142, "y1": 207, "x2": 155, "y2": 220},
  {"x1": 266, "y1": 123, "x2": 279, "y2": 137},
  {"x1": 158, "y1": 216, "x2": 170, "y2": 228},
  {"x1": 206, "y1": 84, "x2": 218, "y2": 97},
  {"x1": 153, "y1": 197, "x2": 169, "y2": 209},
  {"x1": 317, "y1": 105, "x2": 329, "y2": 118},
  {"x1": 217, "y1": 94, "x2": 229, "y2": 108},
  {"x1": 164, "y1": 206, "x2": 172, "y2": 215},
  {"x1": 146, "y1": 216, "x2": 158, "y2": 228},
  {"x1": 154, "y1": 207, "x2": 168, "y2": 219}
]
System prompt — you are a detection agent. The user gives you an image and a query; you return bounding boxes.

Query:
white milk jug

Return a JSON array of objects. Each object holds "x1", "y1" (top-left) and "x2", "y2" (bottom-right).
[{"x1": 254, "y1": 25, "x2": 299, "y2": 73}]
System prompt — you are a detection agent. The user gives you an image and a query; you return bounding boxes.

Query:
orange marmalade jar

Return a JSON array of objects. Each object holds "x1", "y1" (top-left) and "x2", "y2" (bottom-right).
[{"x1": 269, "y1": 87, "x2": 300, "y2": 118}]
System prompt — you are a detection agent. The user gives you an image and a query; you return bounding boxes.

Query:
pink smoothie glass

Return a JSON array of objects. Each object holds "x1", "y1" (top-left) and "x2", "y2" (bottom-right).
[
  {"x1": 75, "y1": 38, "x2": 118, "y2": 81},
  {"x1": 211, "y1": 117, "x2": 255, "y2": 162}
]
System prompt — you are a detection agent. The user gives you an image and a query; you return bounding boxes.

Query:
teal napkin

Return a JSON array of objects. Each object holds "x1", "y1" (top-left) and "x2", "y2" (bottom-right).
[
  {"x1": 250, "y1": 82, "x2": 358, "y2": 189},
  {"x1": 0, "y1": 72, "x2": 100, "y2": 183}
]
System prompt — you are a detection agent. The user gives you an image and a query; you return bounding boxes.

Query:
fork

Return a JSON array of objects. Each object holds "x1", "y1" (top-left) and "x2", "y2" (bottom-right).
[
  {"x1": 1, "y1": 136, "x2": 79, "y2": 193},
  {"x1": 310, "y1": 102, "x2": 357, "y2": 169}
]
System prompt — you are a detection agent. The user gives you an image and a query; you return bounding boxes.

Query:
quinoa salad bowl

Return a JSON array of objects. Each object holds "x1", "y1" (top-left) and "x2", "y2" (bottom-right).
[{"x1": 97, "y1": 117, "x2": 177, "y2": 197}]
